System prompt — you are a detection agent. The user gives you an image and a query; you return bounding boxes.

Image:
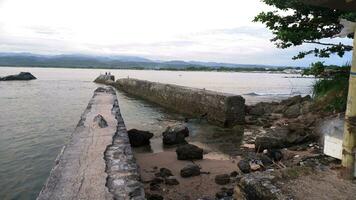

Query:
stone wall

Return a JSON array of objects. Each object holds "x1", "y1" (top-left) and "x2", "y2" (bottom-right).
[
  {"x1": 113, "y1": 78, "x2": 245, "y2": 127},
  {"x1": 37, "y1": 87, "x2": 144, "y2": 200}
]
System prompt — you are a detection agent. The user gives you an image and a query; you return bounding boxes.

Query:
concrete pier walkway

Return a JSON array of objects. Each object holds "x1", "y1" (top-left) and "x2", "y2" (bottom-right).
[{"x1": 37, "y1": 87, "x2": 144, "y2": 200}]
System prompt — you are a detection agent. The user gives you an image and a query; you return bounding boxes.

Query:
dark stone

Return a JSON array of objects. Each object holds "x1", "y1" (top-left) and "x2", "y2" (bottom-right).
[
  {"x1": 215, "y1": 174, "x2": 230, "y2": 185},
  {"x1": 149, "y1": 182, "x2": 160, "y2": 191},
  {"x1": 0, "y1": 72, "x2": 36, "y2": 81},
  {"x1": 93, "y1": 114, "x2": 108, "y2": 128},
  {"x1": 127, "y1": 129, "x2": 154, "y2": 147},
  {"x1": 259, "y1": 154, "x2": 273, "y2": 166},
  {"x1": 255, "y1": 128, "x2": 289, "y2": 151},
  {"x1": 150, "y1": 177, "x2": 164, "y2": 185},
  {"x1": 180, "y1": 164, "x2": 201, "y2": 178},
  {"x1": 238, "y1": 159, "x2": 251, "y2": 174},
  {"x1": 230, "y1": 171, "x2": 239, "y2": 177},
  {"x1": 267, "y1": 149, "x2": 283, "y2": 161},
  {"x1": 146, "y1": 193, "x2": 164, "y2": 200},
  {"x1": 162, "y1": 125, "x2": 189, "y2": 145},
  {"x1": 155, "y1": 168, "x2": 173, "y2": 178},
  {"x1": 165, "y1": 176, "x2": 179, "y2": 185},
  {"x1": 255, "y1": 136, "x2": 284, "y2": 152},
  {"x1": 197, "y1": 197, "x2": 214, "y2": 200},
  {"x1": 176, "y1": 144, "x2": 203, "y2": 160},
  {"x1": 216, "y1": 187, "x2": 234, "y2": 199}
]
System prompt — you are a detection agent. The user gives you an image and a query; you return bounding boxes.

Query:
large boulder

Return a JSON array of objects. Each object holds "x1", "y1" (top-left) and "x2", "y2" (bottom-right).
[
  {"x1": 176, "y1": 144, "x2": 203, "y2": 160},
  {"x1": 180, "y1": 164, "x2": 201, "y2": 178},
  {"x1": 0, "y1": 72, "x2": 36, "y2": 81},
  {"x1": 127, "y1": 129, "x2": 154, "y2": 147},
  {"x1": 162, "y1": 125, "x2": 189, "y2": 145},
  {"x1": 255, "y1": 124, "x2": 314, "y2": 151}
]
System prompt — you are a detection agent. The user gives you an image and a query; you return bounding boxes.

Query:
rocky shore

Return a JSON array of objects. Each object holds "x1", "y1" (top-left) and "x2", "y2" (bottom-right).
[{"x1": 127, "y1": 95, "x2": 356, "y2": 200}]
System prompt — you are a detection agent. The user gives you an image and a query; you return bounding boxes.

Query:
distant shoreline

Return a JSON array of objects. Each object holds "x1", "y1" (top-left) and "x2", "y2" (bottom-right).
[{"x1": 0, "y1": 65, "x2": 303, "y2": 74}]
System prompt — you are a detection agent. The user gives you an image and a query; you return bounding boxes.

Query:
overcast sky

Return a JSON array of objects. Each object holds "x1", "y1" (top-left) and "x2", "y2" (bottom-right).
[{"x1": 0, "y1": 0, "x2": 352, "y2": 66}]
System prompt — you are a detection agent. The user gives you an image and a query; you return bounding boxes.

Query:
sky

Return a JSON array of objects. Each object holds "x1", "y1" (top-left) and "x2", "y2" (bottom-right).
[{"x1": 0, "y1": 0, "x2": 353, "y2": 67}]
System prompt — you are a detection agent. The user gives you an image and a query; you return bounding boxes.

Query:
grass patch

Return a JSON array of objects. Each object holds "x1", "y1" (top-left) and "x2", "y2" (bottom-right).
[{"x1": 303, "y1": 62, "x2": 350, "y2": 112}]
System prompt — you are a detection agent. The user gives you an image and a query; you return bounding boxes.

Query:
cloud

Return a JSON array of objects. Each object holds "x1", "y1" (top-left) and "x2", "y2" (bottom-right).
[{"x1": 0, "y1": 0, "x2": 352, "y2": 66}]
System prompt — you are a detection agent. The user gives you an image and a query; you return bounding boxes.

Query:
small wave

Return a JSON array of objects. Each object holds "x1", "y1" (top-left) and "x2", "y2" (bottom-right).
[
  {"x1": 244, "y1": 92, "x2": 260, "y2": 96},
  {"x1": 244, "y1": 91, "x2": 304, "y2": 97}
]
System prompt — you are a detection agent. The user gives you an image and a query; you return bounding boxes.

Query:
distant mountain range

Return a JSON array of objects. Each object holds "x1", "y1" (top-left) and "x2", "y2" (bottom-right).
[{"x1": 0, "y1": 52, "x2": 290, "y2": 69}]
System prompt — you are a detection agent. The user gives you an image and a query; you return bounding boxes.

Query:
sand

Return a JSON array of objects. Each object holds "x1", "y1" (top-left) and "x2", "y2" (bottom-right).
[{"x1": 135, "y1": 149, "x2": 239, "y2": 200}]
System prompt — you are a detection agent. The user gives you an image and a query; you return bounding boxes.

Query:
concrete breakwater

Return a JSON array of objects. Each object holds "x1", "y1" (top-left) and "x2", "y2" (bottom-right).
[
  {"x1": 37, "y1": 87, "x2": 144, "y2": 200},
  {"x1": 98, "y1": 77, "x2": 245, "y2": 127}
]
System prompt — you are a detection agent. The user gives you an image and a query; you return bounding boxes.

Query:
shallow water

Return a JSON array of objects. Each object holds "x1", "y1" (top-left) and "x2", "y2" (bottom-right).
[{"x1": 0, "y1": 67, "x2": 314, "y2": 200}]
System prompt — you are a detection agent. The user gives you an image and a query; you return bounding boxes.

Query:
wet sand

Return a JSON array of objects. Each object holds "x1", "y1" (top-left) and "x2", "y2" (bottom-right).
[{"x1": 135, "y1": 149, "x2": 239, "y2": 200}]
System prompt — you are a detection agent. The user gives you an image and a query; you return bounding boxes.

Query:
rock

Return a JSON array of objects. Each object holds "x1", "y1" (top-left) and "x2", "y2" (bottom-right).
[
  {"x1": 238, "y1": 160, "x2": 251, "y2": 174},
  {"x1": 176, "y1": 144, "x2": 203, "y2": 160},
  {"x1": 180, "y1": 164, "x2": 201, "y2": 178},
  {"x1": 281, "y1": 95, "x2": 302, "y2": 106},
  {"x1": 0, "y1": 72, "x2": 36, "y2": 81},
  {"x1": 259, "y1": 154, "x2": 273, "y2": 166},
  {"x1": 273, "y1": 104, "x2": 287, "y2": 113},
  {"x1": 165, "y1": 176, "x2": 179, "y2": 185},
  {"x1": 149, "y1": 182, "x2": 160, "y2": 191},
  {"x1": 255, "y1": 136, "x2": 284, "y2": 151},
  {"x1": 301, "y1": 101, "x2": 312, "y2": 114},
  {"x1": 284, "y1": 104, "x2": 301, "y2": 118},
  {"x1": 215, "y1": 174, "x2": 231, "y2": 185},
  {"x1": 230, "y1": 171, "x2": 239, "y2": 177},
  {"x1": 216, "y1": 187, "x2": 234, "y2": 199},
  {"x1": 197, "y1": 197, "x2": 214, "y2": 200},
  {"x1": 127, "y1": 129, "x2": 154, "y2": 147},
  {"x1": 93, "y1": 114, "x2": 108, "y2": 128},
  {"x1": 237, "y1": 172, "x2": 287, "y2": 200},
  {"x1": 155, "y1": 168, "x2": 173, "y2": 178},
  {"x1": 248, "y1": 104, "x2": 265, "y2": 116},
  {"x1": 267, "y1": 149, "x2": 283, "y2": 161},
  {"x1": 150, "y1": 177, "x2": 164, "y2": 185},
  {"x1": 249, "y1": 161, "x2": 262, "y2": 171},
  {"x1": 146, "y1": 193, "x2": 164, "y2": 200},
  {"x1": 162, "y1": 125, "x2": 189, "y2": 145},
  {"x1": 302, "y1": 95, "x2": 312, "y2": 102}
]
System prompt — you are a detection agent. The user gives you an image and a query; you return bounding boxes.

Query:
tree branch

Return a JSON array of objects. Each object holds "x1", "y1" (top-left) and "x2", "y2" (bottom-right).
[{"x1": 303, "y1": 41, "x2": 353, "y2": 49}]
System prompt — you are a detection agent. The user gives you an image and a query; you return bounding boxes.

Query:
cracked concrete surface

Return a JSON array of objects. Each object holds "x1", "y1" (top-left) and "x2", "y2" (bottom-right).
[{"x1": 37, "y1": 87, "x2": 144, "y2": 200}]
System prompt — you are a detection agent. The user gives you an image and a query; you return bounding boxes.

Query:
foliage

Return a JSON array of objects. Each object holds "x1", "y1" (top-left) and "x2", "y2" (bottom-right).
[
  {"x1": 303, "y1": 62, "x2": 350, "y2": 112},
  {"x1": 254, "y1": 0, "x2": 356, "y2": 59}
]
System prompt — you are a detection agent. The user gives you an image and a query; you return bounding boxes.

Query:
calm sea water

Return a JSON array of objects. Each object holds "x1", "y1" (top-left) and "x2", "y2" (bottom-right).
[{"x1": 0, "y1": 67, "x2": 314, "y2": 200}]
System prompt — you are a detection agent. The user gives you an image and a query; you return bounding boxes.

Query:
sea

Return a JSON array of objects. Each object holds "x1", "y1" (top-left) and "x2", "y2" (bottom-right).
[{"x1": 0, "y1": 67, "x2": 315, "y2": 200}]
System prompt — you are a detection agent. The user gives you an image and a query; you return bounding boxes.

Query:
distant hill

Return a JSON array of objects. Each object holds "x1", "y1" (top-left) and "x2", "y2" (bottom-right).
[{"x1": 0, "y1": 52, "x2": 289, "y2": 69}]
